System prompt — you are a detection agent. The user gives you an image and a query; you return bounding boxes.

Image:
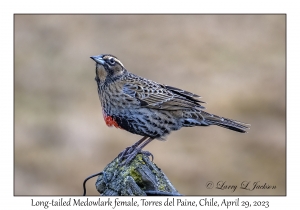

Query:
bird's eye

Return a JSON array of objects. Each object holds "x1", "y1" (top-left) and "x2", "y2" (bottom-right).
[{"x1": 109, "y1": 58, "x2": 115, "y2": 64}]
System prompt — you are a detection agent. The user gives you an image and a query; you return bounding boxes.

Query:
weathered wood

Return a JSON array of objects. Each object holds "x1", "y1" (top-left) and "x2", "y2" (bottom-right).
[{"x1": 95, "y1": 154, "x2": 181, "y2": 196}]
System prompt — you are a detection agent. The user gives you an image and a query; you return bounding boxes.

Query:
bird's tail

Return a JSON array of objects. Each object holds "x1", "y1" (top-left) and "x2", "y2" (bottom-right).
[
  {"x1": 182, "y1": 111, "x2": 250, "y2": 133},
  {"x1": 201, "y1": 111, "x2": 250, "y2": 133}
]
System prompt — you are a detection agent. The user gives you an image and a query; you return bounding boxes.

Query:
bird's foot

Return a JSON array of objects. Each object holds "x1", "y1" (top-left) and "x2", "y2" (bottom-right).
[
  {"x1": 117, "y1": 146, "x2": 135, "y2": 161},
  {"x1": 118, "y1": 147, "x2": 154, "y2": 166}
]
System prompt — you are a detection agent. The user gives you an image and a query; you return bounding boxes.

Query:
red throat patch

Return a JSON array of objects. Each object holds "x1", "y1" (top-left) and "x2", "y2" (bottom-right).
[{"x1": 102, "y1": 111, "x2": 122, "y2": 129}]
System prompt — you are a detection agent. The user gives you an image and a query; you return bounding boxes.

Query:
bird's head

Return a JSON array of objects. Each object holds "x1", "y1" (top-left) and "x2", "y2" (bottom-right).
[{"x1": 90, "y1": 54, "x2": 126, "y2": 84}]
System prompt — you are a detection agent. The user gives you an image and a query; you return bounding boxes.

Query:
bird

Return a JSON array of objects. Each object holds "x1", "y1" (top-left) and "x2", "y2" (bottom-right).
[{"x1": 90, "y1": 54, "x2": 249, "y2": 165}]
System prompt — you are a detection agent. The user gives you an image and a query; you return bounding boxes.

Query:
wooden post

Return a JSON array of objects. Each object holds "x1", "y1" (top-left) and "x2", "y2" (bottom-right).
[{"x1": 95, "y1": 154, "x2": 181, "y2": 196}]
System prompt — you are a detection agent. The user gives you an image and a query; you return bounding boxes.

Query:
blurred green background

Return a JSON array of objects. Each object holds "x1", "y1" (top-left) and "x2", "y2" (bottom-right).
[{"x1": 14, "y1": 15, "x2": 285, "y2": 195}]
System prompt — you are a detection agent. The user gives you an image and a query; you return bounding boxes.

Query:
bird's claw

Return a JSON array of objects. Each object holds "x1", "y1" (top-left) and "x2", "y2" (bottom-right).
[{"x1": 139, "y1": 151, "x2": 154, "y2": 161}]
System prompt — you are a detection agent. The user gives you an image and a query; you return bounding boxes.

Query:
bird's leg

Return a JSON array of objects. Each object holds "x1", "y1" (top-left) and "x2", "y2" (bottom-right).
[
  {"x1": 125, "y1": 136, "x2": 149, "y2": 154},
  {"x1": 122, "y1": 137, "x2": 155, "y2": 165},
  {"x1": 135, "y1": 137, "x2": 155, "y2": 161},
  {"x1": 118, "y1": 136, "x2": 148, "y2": 161}
]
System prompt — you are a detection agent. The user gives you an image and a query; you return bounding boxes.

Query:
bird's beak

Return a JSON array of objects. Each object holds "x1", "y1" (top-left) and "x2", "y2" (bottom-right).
[{"x1": 90, "y1": 55, "x2": 105, "y2": 65}]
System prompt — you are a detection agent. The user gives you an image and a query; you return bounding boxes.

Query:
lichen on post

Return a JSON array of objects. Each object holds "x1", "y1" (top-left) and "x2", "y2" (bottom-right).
[{"x1": 95, "y1": 154, "x2": 181, "y2": 196}]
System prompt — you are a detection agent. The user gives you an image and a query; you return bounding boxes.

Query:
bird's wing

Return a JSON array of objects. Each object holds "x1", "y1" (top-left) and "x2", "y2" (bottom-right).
[{"x1": 122, "y1": 78, "x2": 205, "y2": 110}]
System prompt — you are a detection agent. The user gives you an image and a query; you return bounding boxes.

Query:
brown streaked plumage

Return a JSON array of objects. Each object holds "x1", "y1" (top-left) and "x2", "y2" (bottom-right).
[{"x1": 90, "y1": 54, "x2": 250, "y2": 165}]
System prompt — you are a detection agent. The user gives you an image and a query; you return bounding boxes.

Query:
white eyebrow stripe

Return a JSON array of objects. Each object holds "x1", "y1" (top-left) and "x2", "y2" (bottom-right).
[{"x1": 114, "y1": 58, "x2": 124, "y2": 67}]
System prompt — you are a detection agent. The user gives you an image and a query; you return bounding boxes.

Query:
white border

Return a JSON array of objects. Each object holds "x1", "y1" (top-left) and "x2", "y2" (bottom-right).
[{"x1": 2, "y1": 0, "x2": 298, "y2": 209}]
